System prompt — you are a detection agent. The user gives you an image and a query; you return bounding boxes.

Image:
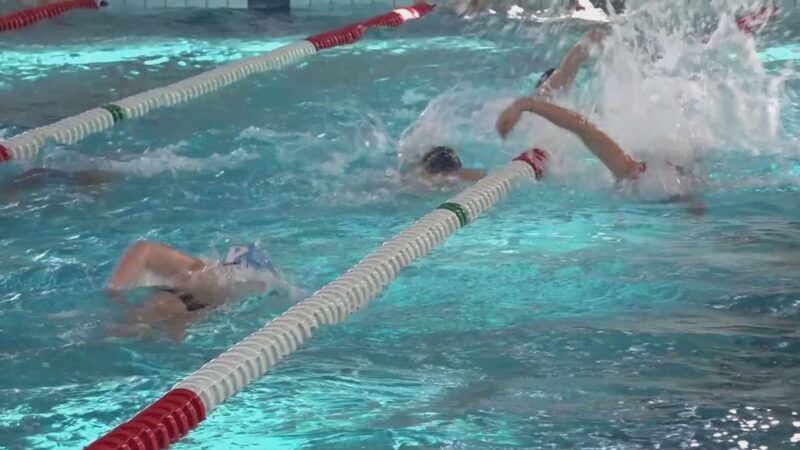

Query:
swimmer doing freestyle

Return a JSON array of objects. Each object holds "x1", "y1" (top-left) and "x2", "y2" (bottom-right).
[
  {"x1": 106, "y1": 241, "x2": 283, "y2": 341},
  {"x1": 414, "y1": 27, "x2": 610, "y2": 184},
  {"x1": 497, "y1": 27, "x2": 705, "y2": 214}
]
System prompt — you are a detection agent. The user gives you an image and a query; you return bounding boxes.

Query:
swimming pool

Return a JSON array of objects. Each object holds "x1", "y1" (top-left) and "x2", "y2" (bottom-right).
[{"x1": 1, "y1": 1, "x2": 800, "y2": 448}]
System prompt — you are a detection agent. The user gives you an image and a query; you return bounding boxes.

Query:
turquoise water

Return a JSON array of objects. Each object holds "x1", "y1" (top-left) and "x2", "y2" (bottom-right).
[{"x1": 1, "y1": 4, "x2": 800, "y2": 449}]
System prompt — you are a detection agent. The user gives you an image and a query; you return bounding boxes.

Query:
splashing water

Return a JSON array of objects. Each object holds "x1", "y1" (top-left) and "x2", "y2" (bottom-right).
[
  {"x1": 40, "y1": 144, "x2": 260, "y2": 178},
  {"x1": 2, "y1": 4, "x2": 800, "y2": 449},
  {"x1": 400, "y1": 0, "x2": 793, "y2": 196},
  {"x1": 587, "y1": 0, "x2": 791, "y2": 164}
]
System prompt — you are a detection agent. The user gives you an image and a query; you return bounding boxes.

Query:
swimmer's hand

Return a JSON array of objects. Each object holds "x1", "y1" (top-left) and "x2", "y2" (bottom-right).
[
  {"x1": 584, "y1": 28, "x2": 609, "y2": 45},
  {"x1": 496, "y1": 100, "x2": 525, "y2": 139}
]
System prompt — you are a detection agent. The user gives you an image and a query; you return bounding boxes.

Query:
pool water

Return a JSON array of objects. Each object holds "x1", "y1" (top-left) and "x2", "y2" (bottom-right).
[{"x1": 1, "y1": 2, "x2": 800, "y2": 449}]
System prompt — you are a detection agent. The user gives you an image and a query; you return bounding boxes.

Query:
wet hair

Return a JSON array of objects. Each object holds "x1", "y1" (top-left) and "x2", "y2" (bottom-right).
[
  {"x1": 421, "y1": 146, "x2": 463, "y2": 174},
  {"x1": 536, "y1": 68, "x2": 556, "y2": 89}
]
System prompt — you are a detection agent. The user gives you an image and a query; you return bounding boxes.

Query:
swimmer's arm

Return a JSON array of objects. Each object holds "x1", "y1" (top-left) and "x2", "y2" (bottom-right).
[
  {"x1": 511, "y1": 98, "x2": 639, "y2": 179},
  {"x1": 107, "y1": 241, "x2": 206, "y2": 297},
  {"x1": 537, "y1": 28, "x2": 608, "y2": 97},
  {"x1": 163, "y1": 317, "x2": 190, "y2": 342},
  {"x1": 421, "y1": 169, "x2": 484, "y2": 184},
  {"x1": 540, "y1": 40, "x2": 590, "y2": 94},
  {"x1": 457, "y1": 168, "x2": 485, "y2": 182}
]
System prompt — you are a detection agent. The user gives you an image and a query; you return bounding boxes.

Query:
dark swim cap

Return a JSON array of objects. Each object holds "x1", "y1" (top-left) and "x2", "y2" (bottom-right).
[
  {"x1": 421, "y1": 146, "x2": 463, "y2": 174},
  {"x1": 595, "y1": 0, "x2": 625, "y2": 14},
  {"x1": 536, "y1": 68, "x2": 556, "y2": 89},
  {"x1": 578, "y1": 0, "x2": 624, "y2": 14}
]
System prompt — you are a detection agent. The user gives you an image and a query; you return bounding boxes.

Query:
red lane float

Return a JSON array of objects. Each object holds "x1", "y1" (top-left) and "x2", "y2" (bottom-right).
[
  {"x1": 0, "y1": 144, "x2": 11, "y2": 162},
  {"x1": 362, "y1": 12, "x2": 404, "y2": 28},
  {"x1": 514, "y1": 148, "x2": 548, "y2": 180},
  {"x1": 307, "y1": 2, "x2": 432, "y2": 51},
  {"x1": 736, "y1": 5, "x2": 778, "y2": 35},
  {"x1": 84, "y1": 4, "x2": 434, "y2": 450},
  {"x1": 86, "y1": 389, "x2": 205, "y2": 450},
  {"x1": 0, "y1": 0, "x2": 98, "y2": 32},
  {"x1": 306, "y1": 24, "x2": 366, "y2": 51}
]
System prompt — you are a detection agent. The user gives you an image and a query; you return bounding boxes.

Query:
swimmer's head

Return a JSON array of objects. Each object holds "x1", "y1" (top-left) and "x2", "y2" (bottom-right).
[
  {"x1": 223, "y1": 243, "x2": 275, "y2": 273},
  {"x1": 420, "y1": 146, "x2": 463, "y2": 175},
  {"x1": 536, "y1": 68, "x2": 556, "y2": 89}
]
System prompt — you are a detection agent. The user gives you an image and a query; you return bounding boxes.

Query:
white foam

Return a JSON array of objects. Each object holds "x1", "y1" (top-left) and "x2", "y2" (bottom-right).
[
  {"x1": 399, "y1": 90, "x2": 468, "y2": 169},
  {"x1": 401, "y1": 88, "x2": 431, "y2": 106},
  {"x1": 237, "y1": 126, "x2": 311, "y2": 143},
  {"x1": 407, "y1": 0, "x2": 790, "y2": 201},
  {"x1": 40, "y1": 143, "x2": 259, "y2": 178},
  {"x1": 569, "y1": 0, "x2": 610, "y2": 23},
  {"x1": 590, "y1": 0, "x2": 789, "y2": 163}
]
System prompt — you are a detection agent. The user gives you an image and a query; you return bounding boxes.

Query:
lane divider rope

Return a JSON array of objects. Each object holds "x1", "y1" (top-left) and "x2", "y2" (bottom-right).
[
  {"x1": 438, "y1": 202, "x2": 469, "y2": 226},
  {"x1": 101, "y1": 104, "x2": 125, "y2": 123},
  {"x1": 0, "y1": 2, "x2": 434, "y2": 165},
  {"x1": 0, "y1": 0, "x2": 98, "y2": 33},
  {"x1": 85, "y1": 148, "x2": 550, "y2": 450}
]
